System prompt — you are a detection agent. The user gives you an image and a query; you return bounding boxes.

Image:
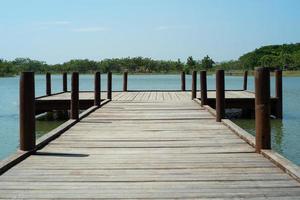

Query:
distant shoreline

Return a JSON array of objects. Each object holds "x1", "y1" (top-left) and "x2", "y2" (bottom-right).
[{"x1": 2, "y1": 70, "x2": 300, "y2": 78}]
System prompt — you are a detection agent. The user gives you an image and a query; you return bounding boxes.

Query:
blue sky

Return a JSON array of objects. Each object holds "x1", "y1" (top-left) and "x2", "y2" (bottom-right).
[{"x1": 0, "y1": 0, "x2": 300, "y2": 64}]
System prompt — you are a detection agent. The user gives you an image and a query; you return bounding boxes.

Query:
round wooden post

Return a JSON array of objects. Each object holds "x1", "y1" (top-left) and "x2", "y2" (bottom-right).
[
  {"x1": 46, "y1": 72, "x2": 51, "y2": 96},
  {"x1": 19, "y1": 72, "x2": 36, "y2": 151},
  {"x1": 275, "y1": 69, "x2": 283, "y2": 119},
  {"x1": 216, "y1": 70, "x2": 225, "y2": 122},
  {"x1": 255, "y1": 67, "x2": 271, "y2": 153},
  {"x1": 243, "y1": 71, "x2": 248, "y2": 90},
  {"x1": 94, "y1": 72, "x2": 101, "y2": 106},
  {"x1": 200, "y1": 70, "x2": 207, "y2": 106},
  {"x1": 107, "y1": 72, "x2": 112, "y2": 100},
  {"x1": 71, "y1": 72, "x2": 79, "y2": 119},
  {"x1": 63, "y1": 72, "x2": 68, "y2": 92},
  {"x1": 191, "y1": 71, "x2": 197, "y2": 99},
  {"x1": 181, "y1": 71, "x2": 186, "y2": 91},
  {"x1": 123, "y1": 71, "x2": 128, "y2": 92}
]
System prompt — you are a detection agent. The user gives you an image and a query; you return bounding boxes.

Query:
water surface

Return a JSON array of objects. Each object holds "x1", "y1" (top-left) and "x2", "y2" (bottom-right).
[{"x1": 0, "y1": 74, "x2": 300, "y2": 165}]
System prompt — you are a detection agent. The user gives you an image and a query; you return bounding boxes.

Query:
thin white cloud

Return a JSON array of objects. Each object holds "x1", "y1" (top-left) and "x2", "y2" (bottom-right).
[
  {"x1": 51, "y1": 21, "x2": 71, "y2": 25},
  {"x1": 156, "y1": 26, "x2": 170, "y2": 31},
  {"x1": 35, "y1": 21, "x2": 71, "y2": 30},
  {"x1": 72, "y1": 27, "x2": 110, "y2": 32}
]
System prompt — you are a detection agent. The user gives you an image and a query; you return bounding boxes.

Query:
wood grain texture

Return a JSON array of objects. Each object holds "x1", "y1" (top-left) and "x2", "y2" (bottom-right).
[
  {"x1": 1, "y1": 92, "x2": 299, "y2": 199},
  {"x1": 37, "y1": 90, "x2": 259, "y2": 101}
]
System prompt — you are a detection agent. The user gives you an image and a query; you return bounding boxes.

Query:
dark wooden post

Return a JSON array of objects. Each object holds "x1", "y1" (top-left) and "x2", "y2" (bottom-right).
[
  {"x1": 19, "y1": 72, "x2": 36, "y2": 151},
  {"x1": 63, "y1": 72, "x2": 68, "y2": 92},
  {"x1": 94, "y1": 72, "x2": 101, "y2": 106},
  {"x1": 275, "y1": 69, "x2": 283, "y2": 119},
  {"x1": 107, "y1": 71, "x2": 112, "y2": 100},
  {"x1": 200, "y1": 70, "x2": 207, "y2": 106},
  {"x1": 216, "y1": 70, "x2": 225, "y2": 122},
  {"x1": 255, "y1": 67, "x2": 271, "y2": 153},
  {"x1": 243, "y1": 71, "x2": 248, "y2": 90},
  {"x1": 123, "y1": 71, "x2": 128, "y2": 92},
  {"x1": 46, "y1": 72, "x2": 51, "y2": 96},
  {"x1": 191, "y1": 71, "x2": 197, "y2": 99},
  {"x1": 181, "y1": 71, "x2": 186, "y2": 91},
  {"x1": 71, "y1": 72, "x2": 79, "y2": 119}
]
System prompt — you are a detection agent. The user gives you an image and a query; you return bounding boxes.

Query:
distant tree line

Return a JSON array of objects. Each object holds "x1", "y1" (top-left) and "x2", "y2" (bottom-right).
[
  {"x1": 0, "y1": 56, "x2": 215, "y2": 77},
  {"x1": 1, "y1": 43, "x2": 300, "y2": 77},
  {"x1": 216, "y1": 43, "x2": 300, "y2": 70}
]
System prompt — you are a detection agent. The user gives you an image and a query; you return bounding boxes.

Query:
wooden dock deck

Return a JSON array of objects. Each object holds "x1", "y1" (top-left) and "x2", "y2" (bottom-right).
[
  {"x1": 36, "y1": 90, "x2": 255, "y2": 101},
  {"x1": 35, "y1": 90, "x2": 279, "y2": 117},
  {"x1": 1, "y1": 91, "x2": 300, "y2": 199}
]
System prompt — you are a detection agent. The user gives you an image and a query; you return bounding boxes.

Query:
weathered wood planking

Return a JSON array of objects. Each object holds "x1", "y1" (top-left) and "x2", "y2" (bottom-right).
[
  {"x1": 1, "y1": 93, "x2": 299, "y2": 199},
  {"x1": 37, "y1": 90, "x2": 256, "y2": 101},
  {"x1": 35, "y1": 90, "x2": 229, "y2": 114},
  {"x1": 35, "y1": 90, "x2": 280, "y2": 117}
]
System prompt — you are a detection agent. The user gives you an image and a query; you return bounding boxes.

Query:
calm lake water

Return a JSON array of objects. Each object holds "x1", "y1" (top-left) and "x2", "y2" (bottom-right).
[{"x1": 0, "y1": 74, "x2": 300, "y2": 165}]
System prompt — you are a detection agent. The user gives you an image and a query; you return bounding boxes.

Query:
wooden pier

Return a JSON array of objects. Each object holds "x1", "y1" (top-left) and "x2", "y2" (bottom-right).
[
  {"x1": 1, "y1": 69, "x2": 300, "y2": 199},
  {"x1": 35, "y1": 90, "x2": 280, "y2": 117},
  {"x1": 35, "y1": 70, "x2": 282, "y2": 118}
]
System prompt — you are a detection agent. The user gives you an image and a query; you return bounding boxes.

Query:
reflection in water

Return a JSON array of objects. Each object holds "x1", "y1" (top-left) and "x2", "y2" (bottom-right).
[
  {"x1": 233, "y1": 119, "x2": 284, "y2": 155},
  {"x1": 36, "y1": 120, "x2": 65, "y2": 138},
  {"x1": 1, "y1": 75, "x2": 300, "y2": 165},
  {"x1": 272, "y1": 120, "x2": 284, "y2": 154}
]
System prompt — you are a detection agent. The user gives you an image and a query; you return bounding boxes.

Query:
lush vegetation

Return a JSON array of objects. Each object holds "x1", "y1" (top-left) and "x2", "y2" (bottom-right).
[
  {"x1": 216, "y1": 43, "x2": 300, "y2": 70},
  {"x1": 1, "y1": 43, "x2": 300, "y2": 77},
  {"x1": 0, "y1": 57, "x2": 214, "y2": 77}
]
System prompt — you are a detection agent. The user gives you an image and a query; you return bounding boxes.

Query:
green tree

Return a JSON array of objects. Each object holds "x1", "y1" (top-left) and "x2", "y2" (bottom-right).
[
  {"x1": 187, "y1": 56, "x2": 196, "y2": 71},
  {"x1": 280, "y1": 52, "x2": 294, "y2": 70},
  {"x1": 260, "y1": 55, "x2": 273, "y2": 67},
  {"x1": 0, "y1": 59, "x2": 15, "y2": 76},
  {"x1": 201, "y1": 55, "x2": 214, "y2": 70},
  {"x1": 175, "y1": 59, "x2": 183, "y2": 71}
]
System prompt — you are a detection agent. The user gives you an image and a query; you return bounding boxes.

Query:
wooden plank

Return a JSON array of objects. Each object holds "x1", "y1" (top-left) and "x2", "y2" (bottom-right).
[
  {"x1": 1, "y1": 92, "x2": 299, "y2": 199},
  {"x1": 0, "y1": 180, "x2": 299, "y2": 190},
  {"x1": 36, "y1": 90, "x2": 272, "y2": 102},
  {"x1": 1, "y1": 187, "x2": 300, "y2": 199}
]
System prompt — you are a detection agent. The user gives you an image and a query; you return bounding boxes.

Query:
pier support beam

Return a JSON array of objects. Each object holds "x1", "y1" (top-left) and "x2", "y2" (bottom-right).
[
  {"x1": 71, "y1": 72, "x2": 79, "y2": 120},
  {"x1": 46, "y1": 73, "x2": 51, "y2": 96},
  {"x1": 94, "y1": 72, "x2": 101, "y2": 106},
  {"x1": 123, "y1": 71, "x2": 128, "y2": 92},
  {"x1": 63, "y1": 73, "x2": 67, "y2": 92},
  {"x1": 191, "y1": 71, "x2": 197, "y2": 99},
  {"x1": 255, "y1": 67, "x2": 271, "y2": 153},
  {"x1": 181, "y1": 71, "x2": 186, "y2": 91},
  {"x1": 216, "y1": 70, "x2": 225, "y2": 122},
  {"x1": 107, "y1": 72, "x2": 112, "y2": 100},
  {"x1": 243, "y1": 71, "x2": 248, "y2": 90},
  {"x1": 275, "y1": 69, "x2": 283, "y2": 119},
  {"x1": 19, "y1": 72, "x2": 36, "y2": 151},
  {"x1": 200, "y1": 70, "x2": 207, "y2": 106}
]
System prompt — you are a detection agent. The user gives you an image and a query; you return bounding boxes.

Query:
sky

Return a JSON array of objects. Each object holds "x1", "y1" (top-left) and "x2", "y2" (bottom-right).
[{"x1": 0, "y1": 0, "x2": 300, "y2": 64}]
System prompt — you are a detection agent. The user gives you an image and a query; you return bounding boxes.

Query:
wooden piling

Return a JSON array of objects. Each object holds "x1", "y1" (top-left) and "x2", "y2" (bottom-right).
[
  {"x1": 63, "y1": 73, "x2": 67, "y2": 92},
  {"x1": 71, "y1": 72, "x2": 79, "y2": 119},
  {"x1": 94, "y1": 72, "x2": 101, "y2": 106},
  {"x1": 216, "y1": 70, "x2": 225, "y2": 122},
  {"x1": 19, "y1": 72, "x2": 36, "y2": 151},
  {"x1": 107, "y1": 72, "x2": 112, "y2": 100},
  {"x1": 243, "y1": 71, "x2": 248, "y2": 90},
  {"x1": 191, "y1": 71, "x2": 197, "y2": 99},
  {"x1": 200, "y1": 70, "x2": 207, "y2": 106},
  {"x1": 181, "y1": 71, "x2": 186, "y2": 91},
  {"x1": 123, "y1": 71, "x2": 128, "y2": 92},
  {"x1": 46, "y1": 73, "x2": 51, "y2": 96},
  {"x1": 275, "y1": 69, "x2": 283, "y2": 119},
  {"x1": 255, "y1": 67, "x2": 271, "y2": 153}
]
